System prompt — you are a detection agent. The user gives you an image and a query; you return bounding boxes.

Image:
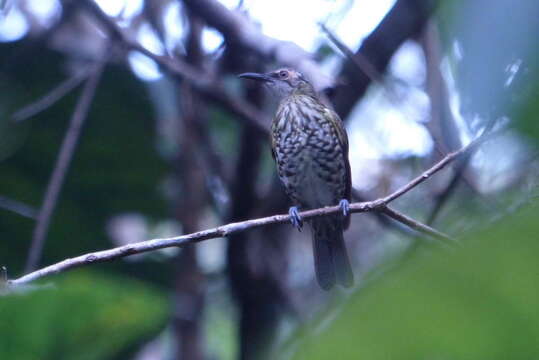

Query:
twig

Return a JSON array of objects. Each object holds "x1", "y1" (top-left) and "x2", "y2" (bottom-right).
[
  {"x1": 381, "y1": 206, "x2": 452, "y2": 242},
  {"x1": 0, "y1": 195, "x2": 37, "y2": 219},
  {"x1": 421, "y1": 19, "x2": 461, "y2": 156},
  {"x1": 182, "y1": 0, "x2": 333, "y2": 91},
  {"x1": 5, "y1": 199, "x2": 389, "y2": 286},
  {"x1": 426, "y1": 154, "x2": 471, "y2": 225},
  {"x1": 425, "y1": 120, "x2": 499, "y2": 225},
  {"x1": 319, "y1": 23, "x2": 381, "y2": 85},
  {"x1": 8, "y1": 132, "x2": 492, "y2": 286},
  {"x1": 351, "y1": 188, "x2": 427, "y2": 239},
  {"x1": 8, "y1": 199, "x2": 446, "y2": 286},
  {"x1": 81, "y1": 0, "x2": 270, "y2": 132},
  {"x1": 171, "y1": 16, "x2": 206, "y2": 359},
  {"x1": 380, "y1": 132, "x2": 488, "y2": 204},
  {"x1": 11, "y1": 70, "x2": 90, "y2": 122},
  {"x1": 332, "y1": 0, "x2": 436, "y2": 119},
  {"x1": 23, "y1": 62, "x2": 105, "y2": 273}
]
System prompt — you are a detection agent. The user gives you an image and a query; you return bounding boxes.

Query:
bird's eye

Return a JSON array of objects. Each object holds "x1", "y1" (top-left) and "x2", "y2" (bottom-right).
[{"x1": 279, "y1": 70, "x2": 288, "y2": 78}]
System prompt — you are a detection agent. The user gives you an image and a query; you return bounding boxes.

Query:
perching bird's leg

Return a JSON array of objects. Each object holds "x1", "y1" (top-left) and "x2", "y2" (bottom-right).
[
  {"x1": 289, "y1": 206, "x2": 303, "y2": 231},
  {"x1": 339, "y1": 199, "x2": 350, "y2": 217}
]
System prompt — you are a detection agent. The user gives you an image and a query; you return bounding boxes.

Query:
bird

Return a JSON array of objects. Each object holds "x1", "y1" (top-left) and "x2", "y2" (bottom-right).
[{"x1": 238, "y1": 68, "x2": 354, "y2": 290}]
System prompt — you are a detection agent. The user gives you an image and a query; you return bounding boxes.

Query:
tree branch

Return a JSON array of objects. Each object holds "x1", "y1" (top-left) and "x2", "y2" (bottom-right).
[
  {"x1": 332, "y1": 0, "x2": 437, "y2": 119},
  {"x1": 425, "y1": 120, "x2": 500, "y2": 226},
  {"x1": 8, "y1": 132, "x2": 494, "y2": 287},
  {"x1": 3, "y1": 198, "x2": 393, "y2": 286},
  {"x1": 0, "y1": 195, "x2": 37, "y2": 219},
  {"x1": 380, "y1": 206, "x2": 452, "y2": 242},
  {"x1": 81, "y1": 0, "x2": 270, "y2": 133},
  {"x1": 379, "y1": 132, "x2": 487, "y2": 204},
  {"x1": 351, "y1": 188, "x2": 420, "y2": 239},
  {"x1": 319, "y1": 23, "x2": 381, "y2": 86},
  {"x1": 11, "y1": 69, "x2": 90, "y2": 122},
  {"x1": 23, "y1": 62, "x2": 105, "y2": 273},
  {"x1": 181, "y1": 0, "x2": 333, "y2": 91},
  {"x1": 425, "y1": 154, "x2": 471, "y2": 225}
]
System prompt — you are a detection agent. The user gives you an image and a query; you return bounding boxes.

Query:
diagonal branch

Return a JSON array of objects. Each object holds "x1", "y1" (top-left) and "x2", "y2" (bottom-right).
[
  {"x1": 7, "y1": 197, "x2": 434, "y2": 286},
  {"x1": 23, "y1": 62, "x2": 105, "y2": 273},
  {"x1": 351, "y1": 188, "x2": 440, "y2": 240},
  {"x1": 0, "y1": 195, "x2": 37, "y2": 219},
  {"x1": 319, "y1": 23, "x2": 382, "y2": 86},
  {"x1": 81, "y1": 0, "x2": 270, "y2": 133},
  {"x1": 8, "y1": 132, "x2": 493, "y2": 287},
  {"x1": 181, "y1": 0, "x2": 333, "y2": 91},
  {"x1": 11, "y1": 69, "x2": 90, "y2": 122},
  {"x1": 380, "y1": 133, "x2": 488, "y2": 204},
  {"x1": 425, "y1": 154, "x2": 471, "y2": 225},
  {"x1": 381, "y1": 206, "x2": 451, "y2": 241},
  {"x1": 333, "y1": 0, "x2": 437, "y2": 119}
]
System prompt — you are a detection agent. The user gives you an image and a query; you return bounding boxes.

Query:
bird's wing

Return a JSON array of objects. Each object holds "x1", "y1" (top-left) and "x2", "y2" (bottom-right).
[
  {"x1": 270, "y1": 126, "x2": 277, "y2": 162},
  {"x1": 324, "y1": 108, "x2": 349, "y2": 154},
  {"x1": 324, "y1": 107, "x2": 352, "y2": 205}
]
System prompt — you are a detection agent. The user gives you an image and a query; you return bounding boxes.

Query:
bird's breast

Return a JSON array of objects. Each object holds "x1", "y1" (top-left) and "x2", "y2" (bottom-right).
[{"x1": 272, "y1": 102, "x2": 346, "y2": 208}]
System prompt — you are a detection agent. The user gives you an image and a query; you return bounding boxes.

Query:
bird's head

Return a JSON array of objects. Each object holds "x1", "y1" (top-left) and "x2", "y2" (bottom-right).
[{"x1": 238, "y1": 68, "x2": 316, "y2": 99}]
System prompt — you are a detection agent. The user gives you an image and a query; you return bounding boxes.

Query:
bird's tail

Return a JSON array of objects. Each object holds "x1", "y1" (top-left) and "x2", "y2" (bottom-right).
[{"x1": 311, "y1": 216, "x2": 354, "y2": 290}]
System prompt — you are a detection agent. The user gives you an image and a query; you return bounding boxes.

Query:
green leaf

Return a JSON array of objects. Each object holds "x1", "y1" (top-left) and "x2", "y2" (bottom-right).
[
  {"x1": 294, "y1": 205, "x2": 539, "y2": 359},
  {"x1": 0, "y1": 272, "x2": 168, "y2": 360}
]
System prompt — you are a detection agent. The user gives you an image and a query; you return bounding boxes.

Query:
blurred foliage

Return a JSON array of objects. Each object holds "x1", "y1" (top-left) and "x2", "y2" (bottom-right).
[
  {"x1": 205, "y1": 292, "x2": 238, "y2": 360},
  {"x1": 291, "y1": 2, "x2": 539, "y2": 357},
  {"x1": 0, "y1": 37, "x2": 173, "y2": 359},
  {"x1": 0, "y1": 41, "x2": 170, "y2": 280},
  {"x1": 0, "y1": 272, "x2": 168, "y2": 360},
  {"x1": 516, "y1": 81, "x2": 539, "y2": 143},
  {"x1": 438, "y1": 0, "x2": 539, "y2": 130},
  {"x1": 294, "y1": 204, "x2": 539, "y2": 359}
]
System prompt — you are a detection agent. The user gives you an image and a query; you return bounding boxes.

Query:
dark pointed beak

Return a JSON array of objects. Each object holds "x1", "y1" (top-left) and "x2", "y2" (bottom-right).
[{"x1": 237, "y1": 72, "x2": 273, "y2": 83}]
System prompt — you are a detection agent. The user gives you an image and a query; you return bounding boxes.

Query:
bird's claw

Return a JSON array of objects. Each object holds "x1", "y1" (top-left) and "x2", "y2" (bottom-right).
[
  {"x1": 339, "y1": 199, "x2": 350, "y2": 218},
  {"x1": 289, "y1": 206, "x2": 303, "y2": 231}
]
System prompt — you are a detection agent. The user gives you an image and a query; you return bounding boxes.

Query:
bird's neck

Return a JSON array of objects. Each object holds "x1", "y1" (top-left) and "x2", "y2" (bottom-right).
[{"x1": 293, "y1": 82, "x2": 317, "y2": 98}]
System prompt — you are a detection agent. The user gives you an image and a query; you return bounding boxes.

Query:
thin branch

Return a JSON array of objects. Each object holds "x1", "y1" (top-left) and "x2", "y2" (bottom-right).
[
  {"x1": 171, "y1": 15, "x2": 206, "y2": 359},
  {"x1": 182, "y1": 0, "x2": 333, "y2": 91},
  {"x1": 426, "y1": 120, "x2": 499, "y2": 225},
  {"x1": 24, "y1": 62, "x2": 105, "y2": 273},
  {"x1": 319, "y1": 23, "x2": 381, "y2": 85},
  {"x1": 11, "y1": 70, "x2": 90, "y2": 122},
  {"x1": 332, "y1": 0, "x2": 436, "y2": 119},
  {"x1": 4, "y1": 199, "x2": 390, "y2": 286},
  {"x1": 381, "y1": 206, "x2": 452, "y2": 242},
  {"x1": 380, "y1": 132, "x2": 488, "y2": 204},
  {"x1": 351, "y1": 188, "x2": 425, "y2": 239},
  {"x1": 319, "y1": 22, "x2": 408, "y2": 113},
  {"x1": 81, "y1": 0, "x2": 270, "y2": 132},
  {"x1": 426, "y1": 154, "x2": 471, "y2": 225},
  {"x1": 0, "y1": 195, "x2": 37, "y2": 219},
  {"x1": 8, "y1": 132, "x2": 493, "y2": 286}
]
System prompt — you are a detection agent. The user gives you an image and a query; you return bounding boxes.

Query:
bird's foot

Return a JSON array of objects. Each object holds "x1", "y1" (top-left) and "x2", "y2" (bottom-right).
[
  {"x1": 288, "y1": 206, "x2": 303, "y2": 231},
  {"x1": 339, "y1": 199, "x2": 350, "y2": 218}
]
